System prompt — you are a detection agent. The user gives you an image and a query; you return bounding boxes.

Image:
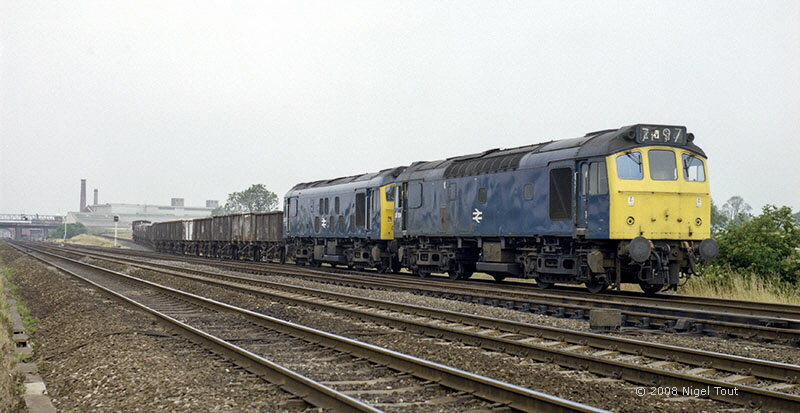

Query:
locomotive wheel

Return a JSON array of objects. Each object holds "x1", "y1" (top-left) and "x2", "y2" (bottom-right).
[
  {"x1": 448, "y1": 263, "x2": 474, "y2": 280},
  {"x1": 534, "y1": 279, "x2": 553, "y2": 289},
  {"x1": 376, "y1": 261, "x2": 390, "y2": 274},
  {"x1": 639, "y1": 282, "x2": 665, "y2": 295},
  {"x1": 585, "y1": 279, "x2": 608, "y2": 294},
  {"x1": 491, "y1": 274, "x2": 506, "y2": 282},
  {"x1": 416, "y1": 270, "x2": 431, "y2": 278},
  {"x1": 391, "y1": 259, "x2": 402, "y2": 273}
]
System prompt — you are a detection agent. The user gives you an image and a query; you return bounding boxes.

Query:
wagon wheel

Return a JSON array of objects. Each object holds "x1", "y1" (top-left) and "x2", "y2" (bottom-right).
[
  {"x1": 416, "y1": 270, "x2": 431, "y2": 278},
  {"x1": 534, "y1": 279, "x2": 553, "y2": 289},
  {"x1": 639, "y1": 282, "x2": 665, "y2": 295},
  {"x1": 585, "y1": 279, "x2": 608, "y2": 294}
]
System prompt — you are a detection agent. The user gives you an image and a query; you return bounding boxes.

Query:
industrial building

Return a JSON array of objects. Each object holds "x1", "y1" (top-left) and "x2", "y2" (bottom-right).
[{"x1": 69, "y1": 179, "x2": 217, "y2": 228}]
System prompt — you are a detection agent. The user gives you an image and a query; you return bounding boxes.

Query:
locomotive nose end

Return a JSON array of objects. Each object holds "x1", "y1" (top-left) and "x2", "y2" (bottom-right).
[
  {"x1": 698, "y1": 238, "x2": 718, "y2": 261},
  {"x1": 628, "y1": 236, "x2": 652, "y2": 263}
]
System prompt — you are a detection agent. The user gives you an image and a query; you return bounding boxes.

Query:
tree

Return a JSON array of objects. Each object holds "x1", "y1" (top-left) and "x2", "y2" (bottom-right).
[
  {"x1": 794, "y1": 211, "x2": 800, "y2": 226},
  {"x1": 714, "y1": 205, "x2": 800, "y2": 283},
  {"x1": 710, "y1": 199, "x2": 729, "y2": 234},
  {"x1": 721, "y1": 195, "x2": 752, "y2": 226},
  {"x1": 213, "y1": 184, "x2": 278, "y2": 215},
  {"x1": 47, "y1": 222, "x2": 88, "y2": 239}
]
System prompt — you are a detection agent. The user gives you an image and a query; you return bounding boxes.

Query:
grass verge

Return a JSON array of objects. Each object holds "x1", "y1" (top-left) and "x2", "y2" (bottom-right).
[
  {"x1": 1, "y1": 257, "x2": 26, "y2": 411},
  {"x1": 681, "y1": 266, "x2": 800, "y2": 305}
]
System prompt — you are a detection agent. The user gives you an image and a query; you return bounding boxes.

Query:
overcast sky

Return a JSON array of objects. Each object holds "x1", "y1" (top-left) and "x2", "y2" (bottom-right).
[{"x1": 1, "y1": 1, "x2": 798, "y2": 215}]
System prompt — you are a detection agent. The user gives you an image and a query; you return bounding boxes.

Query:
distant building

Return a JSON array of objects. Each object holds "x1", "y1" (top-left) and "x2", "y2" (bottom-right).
[
  {"x1": 68, "y1": 202, "x2": 214, "y2": 227},
  {"x1": 69, "y1": 179, "x2": 214, "y2": 228}
]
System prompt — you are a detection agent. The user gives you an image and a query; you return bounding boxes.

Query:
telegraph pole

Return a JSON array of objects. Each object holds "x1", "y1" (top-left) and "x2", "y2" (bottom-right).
[{"x1": 62, "y1": 214, "x2": 68, "y2": 244}]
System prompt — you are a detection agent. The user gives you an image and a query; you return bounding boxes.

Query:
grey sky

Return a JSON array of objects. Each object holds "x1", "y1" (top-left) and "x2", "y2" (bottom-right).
[{"x1": 2, "y1": 1, "x2": 798, "y2": 215}]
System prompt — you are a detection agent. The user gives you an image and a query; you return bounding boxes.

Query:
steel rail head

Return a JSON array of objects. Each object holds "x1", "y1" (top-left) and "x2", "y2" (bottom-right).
[
  {"x1": 15, "y1": 243, "x2": 606, "y2": 413},
  {"x1": 74, "y1": 247, "x2": 800, "y2": 384},
  {"x1": 7, "y1": 243, "x2": 380, "y2": 413},
  {"x1": 31, "y1": 243, "x2": 800, "y2": 412},
  {"x1": 31, "y1": 242, "x2": 800, "y2": 343}
]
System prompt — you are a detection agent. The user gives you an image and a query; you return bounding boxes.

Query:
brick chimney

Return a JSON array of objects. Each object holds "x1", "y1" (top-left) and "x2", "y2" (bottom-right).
[{"x1": 80, "y1": 179, "x2": 87, "y2": 212}]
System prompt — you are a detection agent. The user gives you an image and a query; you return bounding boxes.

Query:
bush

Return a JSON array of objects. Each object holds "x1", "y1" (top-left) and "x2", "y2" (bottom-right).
[
  {"x1": 47, "y1": 222, "x2": 88, "y2": 240},
  {"x1": 711, "y1": 205, "x2": 800, "y2": 283}
]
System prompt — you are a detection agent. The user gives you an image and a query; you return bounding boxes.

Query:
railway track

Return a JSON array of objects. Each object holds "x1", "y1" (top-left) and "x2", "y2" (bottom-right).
[
  {"x1": 60, "y1": 243, "x2": 800, "y2": 321},
  {"x1": 52, "y1": 243, "x2": 800, "y2": 344},
  {"x1": 30, "y1": 242, "x2": 800, "y2": 412},
  {"x1": 8, "y1": 242, "x2": 603, "y2": 413}
]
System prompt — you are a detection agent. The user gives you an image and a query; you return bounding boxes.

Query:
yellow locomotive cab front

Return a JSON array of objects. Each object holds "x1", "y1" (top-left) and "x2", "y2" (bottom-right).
[{"x1": 606, "y1": 146, "x2": 711, "y2": 240}]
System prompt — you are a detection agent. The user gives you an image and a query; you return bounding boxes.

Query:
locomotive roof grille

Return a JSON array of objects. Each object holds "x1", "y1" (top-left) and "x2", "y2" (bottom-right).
[
  {"x1": 291, "y1": 166, "x2": 405, "y2": 190},
  {"x1": 443, "y1": 152, "x2": 528, "y2": 178}
]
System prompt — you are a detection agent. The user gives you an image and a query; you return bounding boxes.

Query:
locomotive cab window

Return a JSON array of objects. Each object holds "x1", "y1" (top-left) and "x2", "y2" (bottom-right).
[
  {"x1": 648, "y1": 150, "x2": 677, "y2": 181},
  {"x1": 549, "y1": 168, "x2": 572, "y2": 220},
  {"x1": 385, "y1": 185, "x2": 394, "y2": 202},
  {"x1": 589, "y1": 162, "x2": 608, "y2": 195},
  {"x1": 682, "y1": 154, "x2": 706, "y2": 182},
  {"x1": 407, "y1": 182, "x2": 423, "y2": 208},
  {"x1": 397, "y1": 184, "x2": 404, "y2": 208},
  {"x1": 616, "y1": 152, "x2": 643, "y2": 179},
  {"x1": 355, "y1": 193, "x2": 366, "y2": 228}
]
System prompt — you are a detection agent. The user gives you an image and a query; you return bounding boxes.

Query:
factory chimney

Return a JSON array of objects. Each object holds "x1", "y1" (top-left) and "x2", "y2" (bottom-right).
[
  {"x1": 93, "y1": 189, "x2": 98, "y2": 205},
  {"x1": 80, "y1": 179, "x2": 87, "y2": 212}
]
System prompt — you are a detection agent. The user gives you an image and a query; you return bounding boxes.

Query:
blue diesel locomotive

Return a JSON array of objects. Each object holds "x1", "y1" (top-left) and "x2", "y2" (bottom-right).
[{"x1": 284, "y1": 124, "x2": 718, "y2": 293}]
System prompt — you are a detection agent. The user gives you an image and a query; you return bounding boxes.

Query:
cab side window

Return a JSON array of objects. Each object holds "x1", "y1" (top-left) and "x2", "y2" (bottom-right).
[
  {"x1": 682, "y1": 154, "x2": 706, "y2": 182},
  {"x1": 407, "y1": 182, "x2": 423, "y2": 208},
  {"x1": 616, "y1": 152, "x2": 643, "y2": 179},
  {"x1": 588, "y1": 162, "x2": 608, "y2": 195},
  {"x1": 549, "y1": 168, "x2": 572, "y2": 220},
  {"x1": 355, "y1": 193, "x2": 366, "y2": 228}
]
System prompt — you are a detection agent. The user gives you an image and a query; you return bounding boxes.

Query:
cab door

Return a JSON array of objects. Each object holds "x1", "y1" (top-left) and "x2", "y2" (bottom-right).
[{"x1": 576, "y1": 162, "x2": 589, "y2": 232}]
